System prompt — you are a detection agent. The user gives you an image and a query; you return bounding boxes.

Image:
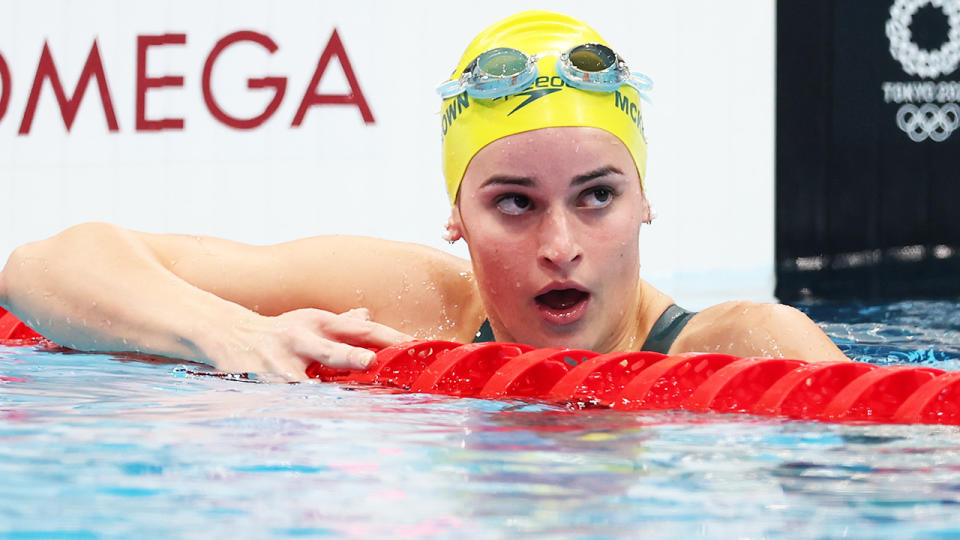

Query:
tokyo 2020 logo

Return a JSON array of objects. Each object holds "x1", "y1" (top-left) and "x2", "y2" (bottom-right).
[
  {"x1": 884, "y1": 0, "x2": 960, "y2": 142},
  {"x1": 887, "y1": 0, "x2": 960, "y2": 78}
]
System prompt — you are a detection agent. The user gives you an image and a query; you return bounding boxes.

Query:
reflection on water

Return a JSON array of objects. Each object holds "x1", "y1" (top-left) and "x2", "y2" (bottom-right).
[
  {"x1": 798, "y1": 300, "x2": 960, "y2": 368},
  {"x1": 2, "y1": 301, "x2": 960, "y2": 538}
]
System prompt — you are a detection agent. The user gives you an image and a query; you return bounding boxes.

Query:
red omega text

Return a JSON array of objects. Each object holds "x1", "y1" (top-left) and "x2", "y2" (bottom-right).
[{"x1": 0, "y1": 28, "x2": 374, "y2": 134}]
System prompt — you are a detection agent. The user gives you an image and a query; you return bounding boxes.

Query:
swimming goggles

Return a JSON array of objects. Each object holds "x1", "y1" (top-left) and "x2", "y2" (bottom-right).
[{"x1": 437, "y1": 43, "x2": 652, "y2": 101}]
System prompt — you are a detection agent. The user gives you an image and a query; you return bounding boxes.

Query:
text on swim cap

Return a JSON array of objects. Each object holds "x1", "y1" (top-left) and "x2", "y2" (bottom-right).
[
  {"x1": 614, "y1": 91, "x2": 643, "y2": 129},
  {"x1": 441, "y1": 93, "x2": 470, "y2": 137}
]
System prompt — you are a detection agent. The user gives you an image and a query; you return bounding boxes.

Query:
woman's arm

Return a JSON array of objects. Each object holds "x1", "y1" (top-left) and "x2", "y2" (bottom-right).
[
  {"x1": 670, "y1": 301, "x2": 849, "y2": 363},
  {"x1": 0, "y1": 223, "x2": 484, "y2": 379}
]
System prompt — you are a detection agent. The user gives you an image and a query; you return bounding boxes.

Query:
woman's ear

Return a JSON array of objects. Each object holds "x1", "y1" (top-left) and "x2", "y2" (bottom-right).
[
  {"x1": 640, "y1": 192, "x2": 654, "y2": 225},
  {"x1": 442, "y1": 207, "x2": 465, "y2": 243}
]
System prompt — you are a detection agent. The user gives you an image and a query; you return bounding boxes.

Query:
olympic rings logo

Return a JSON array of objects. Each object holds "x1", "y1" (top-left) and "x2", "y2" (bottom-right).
[
  {"x1": 896, "y1": 102, "x2": 960, "y2": 140},
  {"x1": 886, "y1": 0, "x2": 960, "y2": 78}
]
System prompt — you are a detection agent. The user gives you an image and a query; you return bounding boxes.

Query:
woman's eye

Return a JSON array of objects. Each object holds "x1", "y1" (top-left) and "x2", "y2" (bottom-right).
[
  {"x1": 578, "y1": 187, "x2": 614, "y2": 208},
  {"x1": 495, "y1": 194, "x2": 532, "y2": 215}
]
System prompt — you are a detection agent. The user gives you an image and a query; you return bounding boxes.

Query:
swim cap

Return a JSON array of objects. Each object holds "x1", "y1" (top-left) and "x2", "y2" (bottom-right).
[{"x1": 440, "y1": 11, "x2": 648, "y2": 204}]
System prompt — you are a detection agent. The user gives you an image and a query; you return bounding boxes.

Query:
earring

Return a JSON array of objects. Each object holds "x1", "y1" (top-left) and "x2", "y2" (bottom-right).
[
  {"x1": 644, "y1": 206, "x2": 657, "y2": 225},
  {"x1": 441, "y1": 227, "x2": 457, "y2": 243}
]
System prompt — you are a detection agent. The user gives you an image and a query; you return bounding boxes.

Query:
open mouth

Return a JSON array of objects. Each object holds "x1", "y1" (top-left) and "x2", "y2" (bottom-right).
[
  {"x1": 534, "y1": 288, "x2": 591, "y2": 325},
  {"x1": 535, "y1": 289, "x2": 589, "y2": 310}
]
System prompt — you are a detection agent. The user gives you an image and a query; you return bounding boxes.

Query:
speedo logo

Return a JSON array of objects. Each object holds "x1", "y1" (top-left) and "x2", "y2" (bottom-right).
[
  {"x1": 502, "y1": 76, "x2": 567, "y2": 115},
  {"x1": 440, "y1": 76, "x2": 567, "y2": 136}
]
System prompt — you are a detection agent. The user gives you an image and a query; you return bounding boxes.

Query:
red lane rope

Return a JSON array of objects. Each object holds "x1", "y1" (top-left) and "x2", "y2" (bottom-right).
[
  {"x1": 1, "y1": 309, "x2": 958, "y2": 425},
  {"x1": 0, "y1": 308, "x2": 44, "y2": 343}
]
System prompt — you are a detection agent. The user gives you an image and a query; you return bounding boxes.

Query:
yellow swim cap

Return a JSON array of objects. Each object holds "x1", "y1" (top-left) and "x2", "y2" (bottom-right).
[{"x1": 440, "y1": 10, "x2": 648, "y2": 204}]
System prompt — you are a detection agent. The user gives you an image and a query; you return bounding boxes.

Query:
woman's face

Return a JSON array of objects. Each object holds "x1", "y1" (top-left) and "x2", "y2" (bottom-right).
[{"x1": 450, "y1": 126, "x2": 651, "y2": 351}]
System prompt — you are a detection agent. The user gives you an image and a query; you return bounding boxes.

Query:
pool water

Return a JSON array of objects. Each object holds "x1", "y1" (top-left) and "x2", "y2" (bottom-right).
[{"x1": 2, "y1": 301, "x2": 960, "y2": 539}]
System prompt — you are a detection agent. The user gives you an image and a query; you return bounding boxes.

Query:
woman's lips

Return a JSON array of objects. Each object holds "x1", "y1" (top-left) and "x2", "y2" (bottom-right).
[{"x1": 534, "y1": 288, "x2": 590, "y2": 326}]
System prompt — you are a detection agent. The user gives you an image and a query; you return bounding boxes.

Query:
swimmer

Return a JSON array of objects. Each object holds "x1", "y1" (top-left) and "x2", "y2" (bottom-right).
[{"x1": 0, "y1": 11, "x2": 849, "y2": 381}]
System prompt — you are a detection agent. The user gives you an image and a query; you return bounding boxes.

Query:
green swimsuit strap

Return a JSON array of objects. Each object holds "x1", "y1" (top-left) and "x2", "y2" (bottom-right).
[
  {"x1": 640, "y1": 304, "x2": 697, "y2": 354},
  {"x1": 473, "y1": 304, "x2": 697, "y2": 351},
  {"x1": 473, "y1": 319, "x2": 496, "y2": 343}
]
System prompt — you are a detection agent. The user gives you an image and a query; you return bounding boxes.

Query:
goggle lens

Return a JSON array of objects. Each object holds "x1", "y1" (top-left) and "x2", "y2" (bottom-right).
[
  {"x1": 476, "y1": 48, "x2": 529, "y2": 77},
  {"x1": 568, "y1": 44, "x2": 618, "y2": 72}
]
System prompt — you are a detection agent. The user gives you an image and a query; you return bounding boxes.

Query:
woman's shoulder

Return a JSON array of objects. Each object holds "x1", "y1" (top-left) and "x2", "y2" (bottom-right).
[
  {"x1": 283, "y1": 236, "x2": 486, "y2": 341},
  {"x1": 669, "y1": 300, "x2": 847, "y2": 362},
  {"x1": 669, "y1": 300, "x2": 806, "y2": 354}
]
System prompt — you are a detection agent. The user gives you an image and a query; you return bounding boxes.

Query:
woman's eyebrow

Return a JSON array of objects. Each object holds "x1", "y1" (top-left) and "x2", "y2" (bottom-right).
[
  {"x1": 571, "y1": 166, "x2": 623, "y2": 186},
  {"x1": 479, "y1": 175, "x2": 536, "y2": 188},
  {"x1": 479, "y1": 166, "x2": 623, "y2": 189}
]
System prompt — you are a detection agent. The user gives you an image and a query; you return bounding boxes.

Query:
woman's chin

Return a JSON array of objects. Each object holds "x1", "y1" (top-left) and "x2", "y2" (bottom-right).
[{"x1": 514, "y1": 326, "x2": 598, "y2": 351}]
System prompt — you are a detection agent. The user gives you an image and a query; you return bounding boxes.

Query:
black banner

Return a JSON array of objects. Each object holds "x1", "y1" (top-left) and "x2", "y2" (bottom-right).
[{"x1": 777, "y1": 0, "x2": 960, "y2": 301}]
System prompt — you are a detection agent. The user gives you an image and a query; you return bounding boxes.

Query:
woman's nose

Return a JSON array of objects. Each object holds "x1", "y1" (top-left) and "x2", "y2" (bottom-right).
[{"x1": 536, "y1": 208, "x2": 583, "y2": 272}]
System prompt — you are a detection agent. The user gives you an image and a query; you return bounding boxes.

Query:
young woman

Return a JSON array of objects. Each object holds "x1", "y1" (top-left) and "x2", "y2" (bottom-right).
[{"x1": 0, "y1": 11, "x2": 848, "y2": 381}]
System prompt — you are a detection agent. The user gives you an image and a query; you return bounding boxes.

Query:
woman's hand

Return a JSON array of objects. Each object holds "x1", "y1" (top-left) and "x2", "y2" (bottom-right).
[{"x1": 209, "y1": 307, "x2": 415, "y2": 382}]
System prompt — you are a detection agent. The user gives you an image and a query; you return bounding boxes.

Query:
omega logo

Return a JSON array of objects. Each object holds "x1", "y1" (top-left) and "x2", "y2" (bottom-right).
[{"x1": 0, "y1": 29, "x2": 374, "y2": 134}]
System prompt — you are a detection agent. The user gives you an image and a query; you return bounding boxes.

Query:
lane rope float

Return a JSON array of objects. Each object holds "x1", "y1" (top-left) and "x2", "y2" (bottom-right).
[{"x1": 2, "y1": 307, "x2": 959, "y2": 425}]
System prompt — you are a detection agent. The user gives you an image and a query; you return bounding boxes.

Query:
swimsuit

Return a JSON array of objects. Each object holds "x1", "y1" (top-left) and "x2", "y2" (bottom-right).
[
  {"x1": 638, "y1": 304, "x2": 697, "y2": 354},
  {"x1": 472, "y1": 303, "x2": 697, "y2": 354}
]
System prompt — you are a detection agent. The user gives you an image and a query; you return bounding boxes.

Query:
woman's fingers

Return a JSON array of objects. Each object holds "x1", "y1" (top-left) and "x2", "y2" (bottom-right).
[
  {"x1": 225, "y1": 308, "x2": 414, "y2": 381},
  {"x1": 323, "y1": 341, "x2": 377, "y2": 369},
  {"x1": 321, "y1": 312, "x2": 414, "y2": 348},
  {"x1": 290, "y1": 327, "x2": 377, "y2": 370},
  {"x1": 341, "y1": 307, "x2": 371, "y2": 321}
]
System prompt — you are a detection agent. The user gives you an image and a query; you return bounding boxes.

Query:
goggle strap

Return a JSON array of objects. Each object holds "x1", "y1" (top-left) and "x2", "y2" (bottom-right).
[
  {"x1": 629, "y1": 72, "x2": 653, "y2": 90},
  {"x1": 437, "y1": 79, "x2": 466, "y2": 99},
  {"x1": 627, "y1": 72, "x2": 654, "y2": 103}
]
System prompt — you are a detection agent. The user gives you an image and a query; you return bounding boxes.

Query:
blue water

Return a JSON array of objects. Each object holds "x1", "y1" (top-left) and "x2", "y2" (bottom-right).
[{"x1": 2, "y1": 300, "x2": 960, "y2": 539}]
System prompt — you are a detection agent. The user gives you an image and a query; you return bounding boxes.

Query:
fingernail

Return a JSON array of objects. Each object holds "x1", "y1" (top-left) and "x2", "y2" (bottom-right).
[{"x1": 359, "y1": 351, "x2": 376, "y2": 368}]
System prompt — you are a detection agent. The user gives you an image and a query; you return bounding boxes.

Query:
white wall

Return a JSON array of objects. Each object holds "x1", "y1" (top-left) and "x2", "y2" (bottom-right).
[{"x1": 0, "y1": 0, "x2": 775, "y2": 309}]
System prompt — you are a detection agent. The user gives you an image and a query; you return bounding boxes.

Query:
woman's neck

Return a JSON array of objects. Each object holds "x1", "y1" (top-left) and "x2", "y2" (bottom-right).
[{"x1": 601, "y1": 279, "x2": 674, "y2": 353}]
